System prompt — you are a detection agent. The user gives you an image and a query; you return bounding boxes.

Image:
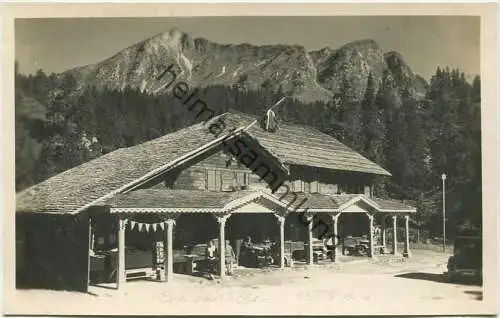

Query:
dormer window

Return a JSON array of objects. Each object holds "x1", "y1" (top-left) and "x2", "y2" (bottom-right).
[{"x1": 261, "y1": 109, "x2": 279, "y2": 132}]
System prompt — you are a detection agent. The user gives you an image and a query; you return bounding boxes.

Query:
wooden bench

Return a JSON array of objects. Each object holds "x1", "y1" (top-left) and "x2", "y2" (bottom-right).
[{"x1": 126, "y1": 268, "x2": 154, "y2": 280}]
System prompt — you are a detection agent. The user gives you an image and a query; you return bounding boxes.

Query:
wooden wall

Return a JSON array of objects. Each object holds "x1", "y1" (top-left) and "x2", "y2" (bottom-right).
[
  {"x1": 146, "y1": 143, "x2": 375, "y2": 196},
  {"x1": 169, "y1": 147, "x2": 278, "y2": 191},
  {"x1": 16, "y1": 212, "x2": 90, "y2": 292},
  {"x1": 287, "y1": 166, "x2": 374, "y2": 197}
]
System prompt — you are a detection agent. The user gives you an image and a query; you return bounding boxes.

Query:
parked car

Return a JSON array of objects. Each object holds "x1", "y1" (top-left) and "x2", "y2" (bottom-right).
[
  {"x1": 239, "y1": 242, "x2": 274, "y2": 268},
  {"x1": 446, "y1": 233, "x2": 482, "y2": 284},
  {"x1": 187, "y1": 241, "x2": 237, "y2": 275},
  {"x1": 292, "y1": 239, "x2": 328, "y2": 262},
  {"x1": 310, "y1": 239, "x2": 328, "y2": 261},
  {"x1": 343, "y1": 236, "x2": 370, "y2": 256}
]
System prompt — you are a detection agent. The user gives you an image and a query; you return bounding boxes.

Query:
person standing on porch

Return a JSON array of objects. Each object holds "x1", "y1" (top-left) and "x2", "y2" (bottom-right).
[
  {"x1": 205, "y1": 239, "x2": 217, "y2": 280},
  {"x1": 242, "y1": 235, "x2": 253, "y2": 249}
]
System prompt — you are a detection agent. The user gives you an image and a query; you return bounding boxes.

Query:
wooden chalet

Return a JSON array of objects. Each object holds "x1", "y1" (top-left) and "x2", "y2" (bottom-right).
[{"x1": 16, "y1": 111, "x2": 416, "y2": 292}]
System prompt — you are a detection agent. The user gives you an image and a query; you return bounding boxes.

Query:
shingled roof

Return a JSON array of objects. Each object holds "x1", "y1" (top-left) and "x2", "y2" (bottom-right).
[
  {"x1": 219, "y1": 111, "x2": 391, "y2": 176},
  {"x1": 108, "y1": 190, "x2": 416, "y2": 213},
  {"x1": 16, "y1": 111, "x2": 391, "y2": 214},
  {"x1": 108, "y1": 189, "x2": 259, "y2": 211},
  {"x1": 16, "y1": 119, "x2": 241, "y2": 214}
]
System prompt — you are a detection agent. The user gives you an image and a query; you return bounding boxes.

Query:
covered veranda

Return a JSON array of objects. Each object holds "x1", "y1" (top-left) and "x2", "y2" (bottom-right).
[{"x1": 95, "y1": 189, "x2": 416, "y2": 289}]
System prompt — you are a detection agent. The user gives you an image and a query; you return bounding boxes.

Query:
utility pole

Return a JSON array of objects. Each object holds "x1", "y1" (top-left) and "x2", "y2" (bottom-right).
[{"x1": 441, "y1": 173, "x2": 447, "y2": 253}]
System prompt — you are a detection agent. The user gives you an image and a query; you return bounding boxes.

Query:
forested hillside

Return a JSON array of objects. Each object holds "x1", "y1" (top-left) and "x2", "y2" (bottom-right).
[{"x1": 15, "y1": 65, "x2": 481, "y2": 239}]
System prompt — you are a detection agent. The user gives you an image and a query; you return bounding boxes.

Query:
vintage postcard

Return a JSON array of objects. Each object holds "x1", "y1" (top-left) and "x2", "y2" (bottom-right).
[{"x1": 1, "y1": 2, "x2": 498, "y2": 316}]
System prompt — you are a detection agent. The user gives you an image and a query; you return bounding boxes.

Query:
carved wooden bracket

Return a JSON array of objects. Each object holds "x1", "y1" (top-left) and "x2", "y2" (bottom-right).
[
  {"x1": 216, "y1": 214, "x2": 231, "y2": 225},
  {"x1": 164, "y1": 219, "x2": 176, "y2": 228},
  {"x1": 274, "y1": 214, "x2": 286, "y2": 225},
  {"x1": 119, "y1": 219, "x2": 128, "y2": 230}
]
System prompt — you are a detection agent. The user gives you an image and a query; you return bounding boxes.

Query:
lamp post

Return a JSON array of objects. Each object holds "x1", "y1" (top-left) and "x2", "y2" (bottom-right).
[{"x1": 441, "y1": 173, "x2": 447, "y2": 252}]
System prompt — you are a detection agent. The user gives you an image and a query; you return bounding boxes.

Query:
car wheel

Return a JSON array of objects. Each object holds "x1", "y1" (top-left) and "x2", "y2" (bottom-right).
[{"x1": 357, "y1": 245, "x2": 367, "y2": 256}]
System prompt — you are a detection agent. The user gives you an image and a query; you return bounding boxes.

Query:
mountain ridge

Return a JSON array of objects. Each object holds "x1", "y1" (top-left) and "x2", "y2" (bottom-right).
[{"x1": 64, "y1": 28, "x2": 428, "y2": 104}]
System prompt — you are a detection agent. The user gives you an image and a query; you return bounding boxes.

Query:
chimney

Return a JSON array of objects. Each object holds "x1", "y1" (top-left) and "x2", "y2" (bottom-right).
[
  {"x1": 262, "y1": 109, "x2": 279, "y2": 132},
  {"x1": 364, "y1": 185, "x2": 371, "y2": 198}
]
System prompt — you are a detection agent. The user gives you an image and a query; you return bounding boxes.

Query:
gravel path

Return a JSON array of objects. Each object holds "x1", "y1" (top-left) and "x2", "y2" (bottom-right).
[{"x1": 6, "y1": 249, "x2": 488, "y2": 316}]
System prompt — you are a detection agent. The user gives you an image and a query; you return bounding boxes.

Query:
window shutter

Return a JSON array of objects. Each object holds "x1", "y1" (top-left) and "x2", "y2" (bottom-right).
[
  {"x1": 293, "y1": 180, "x2": 303, "y2": 192},
  {"x1": 215, "y1": 170, "x2": 222, "y2": 191},
  {"x1": 304, "y1": 182, "x2": 310, "y2": 193},
  {"x1": 310, "y1": 181, "x2": 319, "y2": 193},
  {"x1": 207, "y1": 170, "x2": 216, "y2": 191}
]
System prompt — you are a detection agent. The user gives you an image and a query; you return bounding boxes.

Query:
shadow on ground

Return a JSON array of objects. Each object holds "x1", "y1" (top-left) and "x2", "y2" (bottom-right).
[
  {"x1": 464, "y1": 290, "x2": 483, "y2": 300},
  {"x1": 395, "y1": 272, "x2": 447, "y2": 283},
  {"x1": 90, "y1": 283, "x2": 117, "y2": 290},
  {"x1": 395, "y1": 272, "x2": 481, "y2": 286}
]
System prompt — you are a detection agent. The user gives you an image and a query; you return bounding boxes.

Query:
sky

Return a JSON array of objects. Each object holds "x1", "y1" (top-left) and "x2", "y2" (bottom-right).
[{"x1": 15, "y1": 16, "x2": 480, "y2": 81}]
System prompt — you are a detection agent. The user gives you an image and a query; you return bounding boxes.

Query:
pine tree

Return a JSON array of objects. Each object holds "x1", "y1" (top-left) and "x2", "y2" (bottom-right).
[
  {"x1": 14, "y1": 63, "x2": 482, "y2": 238},
  {"x1": 362, "y1": 73, "x2": 386, "y2": 164},
  {"x1": 335, "y1": 77, "x2": 363, "y2": 151}
]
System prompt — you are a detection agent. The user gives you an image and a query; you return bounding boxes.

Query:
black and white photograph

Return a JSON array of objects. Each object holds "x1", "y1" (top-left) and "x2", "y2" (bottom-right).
[{"x1": 2, "y1": 3, "x2": 498, "y2": 316}]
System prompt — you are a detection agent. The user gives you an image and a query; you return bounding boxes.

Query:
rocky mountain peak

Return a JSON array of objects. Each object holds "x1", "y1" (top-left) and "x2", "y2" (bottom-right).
[
  {"x1": 384, "y1": 51, "x2": 406, "y2": 68},
  {"x1": 63, "y1": 30, "x2": 427, "y2": 104},
  {"x1": 384, "y1": 51, "x2": 427, "y2": 98},
  {"x1": 149, "y1": 28, "x2": 194, "y2": 51},
  {"x1": 340, "y1": 38, "x2": 381, "y2": 52}
]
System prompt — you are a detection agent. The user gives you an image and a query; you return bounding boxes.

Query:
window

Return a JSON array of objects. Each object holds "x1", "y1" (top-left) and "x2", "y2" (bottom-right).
[
  {"x1": 340, "y1": 183, "x2": 364, "y2": 194},
  {"x1": 221, "y1": 171, "x2": 235, "y2": 191},
  {"x1": 319, "y1": 183, "x2": 338, "y2": 194},
  {"x1": 206, "y1": 168, "x2": 250, "y2": 191},
  {"x1": 235, "y1": 171, "x2": 249, "y2": 188},
  {"x1": 332, "y1": 184, "x2": 339, "y2": 194},
  {"x1": 291, "y1": 180, "x2": 320, "y2": 193}
]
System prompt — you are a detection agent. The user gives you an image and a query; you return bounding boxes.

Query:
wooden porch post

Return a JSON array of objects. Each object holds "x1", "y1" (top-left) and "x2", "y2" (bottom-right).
[
  {"x1": 403, "y1": 214, "x2": 411, "y2": 258},
  {"x1": 368, "y1": 214, "x2": 374, "y2": 258},
  {"x1": 381, "y1": 215, "x2": 388, "y2": 254},
  {"x1": 332, "y1": 214, "x2": 339, "y2": 262},
  {"x1": 164, "y1": 219, "x2": 175, "y2": 282},
  {"x1": 392, "y1": 215, "x2": 398, "y2": 255},
  {"x1": 87, "y1": 216, "x2": 93, "y2": 291},
  {"x1": 382, "y1": 215, "x2": 387, "y2": 247},
  {"x1": 117, "y1": 218, "x2": 126, "y2": 289},
  {"x1": 217, "y1": 216, "x2": 228, "y2": 278},
  {"x1": 276, "y1": 215, "x2": 286, "y2": 268},
  {"x1": 307, "y1": 216, "x2": 314, "y2": 265}
]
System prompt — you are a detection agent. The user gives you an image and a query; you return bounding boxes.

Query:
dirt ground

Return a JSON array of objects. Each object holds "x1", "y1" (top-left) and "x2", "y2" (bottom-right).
[{"x1": 6, "y1": 248, "x2": 488, "y2": 315}]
